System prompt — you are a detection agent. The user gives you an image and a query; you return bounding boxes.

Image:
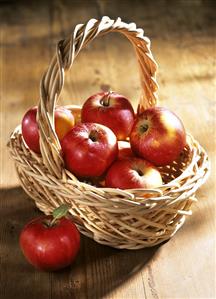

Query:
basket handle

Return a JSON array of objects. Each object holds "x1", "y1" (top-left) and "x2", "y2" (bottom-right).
[{"x1": 37, "y1": 16, "x2": 158, "y2": 177}]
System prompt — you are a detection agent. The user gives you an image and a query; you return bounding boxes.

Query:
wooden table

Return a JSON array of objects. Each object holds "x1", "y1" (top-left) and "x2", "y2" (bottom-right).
[{"x1": 0, "y1": 1, "x2": 215, "y2": 298}]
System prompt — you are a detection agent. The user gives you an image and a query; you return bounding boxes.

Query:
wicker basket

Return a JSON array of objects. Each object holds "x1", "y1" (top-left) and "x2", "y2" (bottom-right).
[{"x1": 8, "y1": 17, "x2": 210, "y2": 249}]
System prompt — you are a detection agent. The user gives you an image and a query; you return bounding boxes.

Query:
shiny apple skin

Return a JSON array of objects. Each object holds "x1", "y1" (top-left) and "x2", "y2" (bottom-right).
[
  {"x1": 130, "y1": 107, "x2": 186, "y2": 166},
  {"x1": 118, "y1": 141, "x2": 134, "y2": 160},
  {"x1": 19, "y1": 216, "x2": 80, "y2": 271},
  {"x1": 22, "y1": 106, "x2": 75, "y2": 153},
  {"x1": 61, "y1": 122, "x2": 118, "y2": 178},
  {"x1": 105, "y1": 158, "x2": 162, "y2": 189},
  {"x1": 81, "y1": 91, "x2": 135, "y2": 140},
  {"x1": 21, "y1": 107, "x2": 40, "y2": 153}
]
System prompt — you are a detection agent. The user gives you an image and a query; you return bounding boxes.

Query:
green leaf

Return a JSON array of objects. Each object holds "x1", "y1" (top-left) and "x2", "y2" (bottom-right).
[{"x1": 52, "y1": 204, "x2": 70, "y2": 220}]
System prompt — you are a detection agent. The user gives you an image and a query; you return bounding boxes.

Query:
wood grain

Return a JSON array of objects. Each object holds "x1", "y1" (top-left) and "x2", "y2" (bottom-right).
[{"x1": 0, "y1": 0, "x2": 215, "y2": 298}]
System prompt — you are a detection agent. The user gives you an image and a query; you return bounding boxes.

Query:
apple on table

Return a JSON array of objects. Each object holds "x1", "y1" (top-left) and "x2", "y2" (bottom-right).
[{"x1": 20, "y1": 204, "x2": 80, "y2": 271}]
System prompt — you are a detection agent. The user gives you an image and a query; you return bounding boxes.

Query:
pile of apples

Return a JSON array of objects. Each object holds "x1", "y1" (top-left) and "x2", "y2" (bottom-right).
[{"x1": 22, "y1": 91, "x2": 186, "y2": 189}]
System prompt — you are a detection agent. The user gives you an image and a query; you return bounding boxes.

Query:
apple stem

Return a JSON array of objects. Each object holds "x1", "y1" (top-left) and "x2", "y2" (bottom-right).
[
  {"x1": 89, "y1": 130, "x2": 99, "y2": 142},
  {"x1": 49, "y1": 204, "x2": 70, "y2": 227},
  {"x1": 101, "y1": 91, "x2": 112, "y2": 107},
  {"x1": 139, "y1": 124, "x2": 149, "y2": 134},
  {"x1": 136, "y1": 169, "x2": 144, "y2": 176}
]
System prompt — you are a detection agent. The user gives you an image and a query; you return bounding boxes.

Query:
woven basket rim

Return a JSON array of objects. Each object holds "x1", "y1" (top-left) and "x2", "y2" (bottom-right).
[{"x1": 9, "y1": 123, "x2": 210, "y2": 207}]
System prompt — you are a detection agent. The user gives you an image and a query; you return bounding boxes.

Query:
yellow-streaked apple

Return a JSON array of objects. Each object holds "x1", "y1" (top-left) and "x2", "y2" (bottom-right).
[
  {"x1": 105, "y1": 158, "x2": 162, "y2": 189},
  {"x1": 130, "y1": 107, "x2": 186, "y2": 166}
]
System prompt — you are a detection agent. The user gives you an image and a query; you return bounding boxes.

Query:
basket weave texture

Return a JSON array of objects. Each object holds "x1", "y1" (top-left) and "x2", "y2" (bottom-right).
[{"x1": 8, "y1": 17, "x2": 210, "y2": 249}]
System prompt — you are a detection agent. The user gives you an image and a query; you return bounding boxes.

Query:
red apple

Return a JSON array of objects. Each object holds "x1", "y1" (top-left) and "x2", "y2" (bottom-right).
[
  {"x1": 21, "y1": 107, "x2": 40, "y2": 153},
  {"x1": 22, "y1": 106, "x2": 75, "y2": 153},
  {"x1": 130, "y1": 107, "x2": 186, "y2": 166},
  {"x1": 105, "y1": 158, "x2": 162, "y2": 189},
  {"x1": 19, "y1": 204, "x2": 80, "y2": 271},
  {"x1": 61, "y1": 122, "x2": 118, "y2": 178},
  {"x1": 118, "y1": 141, "x2": 134, "y2": 160},
  {"x1": 81, "y1": 91, "x2": 135, "y2": 140}
]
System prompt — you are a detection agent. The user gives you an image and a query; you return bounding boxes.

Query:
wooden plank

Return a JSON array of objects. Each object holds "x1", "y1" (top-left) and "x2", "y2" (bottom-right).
[
  {"x1": 0, "y1": 0, "x2": 53, "y2": 187},
  {"x1": 0, "y1": 187, "x2": 50, "y2": 299}
]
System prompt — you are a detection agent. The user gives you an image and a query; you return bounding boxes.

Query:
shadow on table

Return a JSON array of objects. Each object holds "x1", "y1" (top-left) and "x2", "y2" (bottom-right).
[
  {"x1": 1, "y1": 186, "x2": 162, "y2": 299},
  {"x1": 1, "y1": 183, "x2": 208, "y2": 299},
  {"x1": 3, "y1": 182, "x2": 213, "y2": 299},
  {"x1": 65, "y1": 236, "x2": 162, "y2": 299}
]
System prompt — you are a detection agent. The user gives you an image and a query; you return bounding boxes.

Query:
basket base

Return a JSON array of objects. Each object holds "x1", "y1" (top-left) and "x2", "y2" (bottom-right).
[{"x1": 35, "y1": 199, "x2": 185, "y2": 250}]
